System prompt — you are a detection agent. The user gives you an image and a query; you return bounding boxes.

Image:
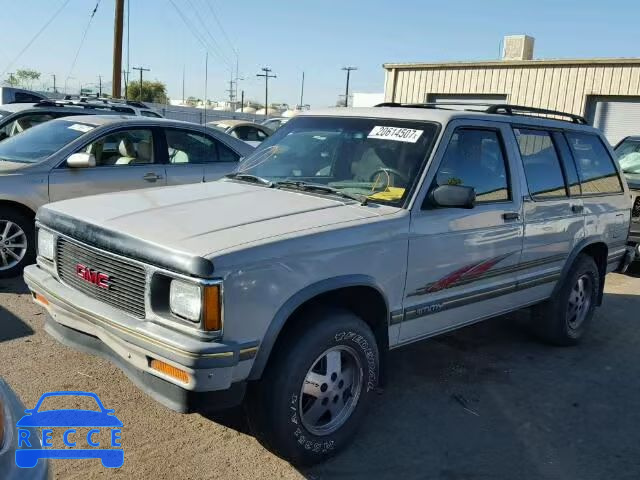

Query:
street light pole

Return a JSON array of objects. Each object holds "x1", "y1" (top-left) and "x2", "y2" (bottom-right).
[
  {"x1": 341, "y1": 66, "x2": 357, "y2": 107},
  {"x1": 257, "y1": 67, "x2": 276, "y2": 117}
]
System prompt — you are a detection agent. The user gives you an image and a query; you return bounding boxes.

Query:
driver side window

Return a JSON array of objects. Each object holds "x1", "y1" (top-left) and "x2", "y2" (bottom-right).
[
  {"x1": 82, "y1": 129, "x2": 154, "y2": 167},
  {"x1": 435, "y1": 128, "x2": 510, "y2": 203}
]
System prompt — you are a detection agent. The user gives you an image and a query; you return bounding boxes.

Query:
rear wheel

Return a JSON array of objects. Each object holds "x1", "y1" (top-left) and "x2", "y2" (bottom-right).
[
  {"x1": 245, "y1": 308, "x2": 379, "y2": 466},
  {"x1": 0, "y1": 209, "x2": 34, "y2": 278},
  {"x1": 531, "y1": 254, "x2": 600, "y2": 345}
]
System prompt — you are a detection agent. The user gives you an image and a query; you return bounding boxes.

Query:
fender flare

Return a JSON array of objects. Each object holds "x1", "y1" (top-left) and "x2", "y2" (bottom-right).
[
  {"x1": 553, "y1": 236, "x2": 612, "y2": 304},
  {"x1": 248, "y1": 274, "x2": 389, "y2": 380}
]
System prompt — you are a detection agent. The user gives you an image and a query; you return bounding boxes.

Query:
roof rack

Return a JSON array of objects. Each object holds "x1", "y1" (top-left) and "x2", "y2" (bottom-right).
[
  {"x1": 33, "y1": 99, "x2": 135, "y2": 114},
  {"x1": 374, "y1": 102, "x2": 588, "y2": 125}
]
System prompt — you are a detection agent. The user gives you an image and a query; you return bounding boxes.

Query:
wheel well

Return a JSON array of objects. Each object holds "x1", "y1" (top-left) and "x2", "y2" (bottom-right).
[
  {"x1": 265, "y1": 286, "x2": 390, "y2": 382},
  {"x1": 580, "y1": 242, "x2": 608, "y2": 305},
  {"x1": 0, "y1": 200, "x2": 36, "y2": 220}
]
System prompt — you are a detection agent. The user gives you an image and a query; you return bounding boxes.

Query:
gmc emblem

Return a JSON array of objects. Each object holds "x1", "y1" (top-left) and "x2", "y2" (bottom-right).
[{"x1": 76, "y1": 263, "x2": 110, "y2": 289}]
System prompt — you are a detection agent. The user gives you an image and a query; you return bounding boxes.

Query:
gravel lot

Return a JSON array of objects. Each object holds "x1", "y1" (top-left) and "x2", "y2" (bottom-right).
[{"x1": 2, "y1": 265, "x2": 640, "y2": 479}]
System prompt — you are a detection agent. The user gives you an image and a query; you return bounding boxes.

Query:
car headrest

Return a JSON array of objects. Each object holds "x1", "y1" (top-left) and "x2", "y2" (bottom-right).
[
  {"x1": 118, "y1": 138, "x2": 136, "y2": 157},
  {"x1": 137, "y1": 140, "x2": 152, "y2": 161}
]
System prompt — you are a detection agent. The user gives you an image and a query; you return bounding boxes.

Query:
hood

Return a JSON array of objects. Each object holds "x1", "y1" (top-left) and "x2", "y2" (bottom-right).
[
  {"x1": 39, "y1": 180, "x2": 397, "y2": 260},
  {"x1": 0, "y1": 160, "x2": 35, "y2": 172}
]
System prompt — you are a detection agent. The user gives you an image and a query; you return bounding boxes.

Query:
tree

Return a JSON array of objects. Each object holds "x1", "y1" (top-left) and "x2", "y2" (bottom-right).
[
  {"x1": 127, "y1": 80, "x2": 168, "y2": 103},
  {"x1": 16, "y1": 69, "x2": 41, "y2": 90},
  {"x1": 4, "y1": 73, "x2": 19, "y2": 86}
]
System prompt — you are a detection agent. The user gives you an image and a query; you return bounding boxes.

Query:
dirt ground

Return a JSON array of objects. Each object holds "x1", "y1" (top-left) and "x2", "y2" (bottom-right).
[{"x1": 1, "y1": 265, "x2": 640, "y2": 479}]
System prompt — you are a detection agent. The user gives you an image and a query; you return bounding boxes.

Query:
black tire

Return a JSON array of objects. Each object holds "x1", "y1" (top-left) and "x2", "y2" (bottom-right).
[
  {"x1": 0, "y1": 208, "x2": 35, "y2": 279},
  {"x1": 531, "y1": 254, "x2": 600, "y2": 346},
  {"x1": 245, "y1": 308, "x2": 379, "y2": 466}
]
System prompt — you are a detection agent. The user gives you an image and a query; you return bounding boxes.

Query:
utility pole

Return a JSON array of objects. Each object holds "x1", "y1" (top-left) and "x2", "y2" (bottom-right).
[
  {"x1": 240, "y1": 90, "x2": 244, "y2": 113},
  {"x1": 299, "y1": 71, "x2": 305, "y2": 109},
  {"x1": 226, "y1": 76, "x2": 236, "y2": 108},
  {"x1": 123, "y1": 70, "x2": 130, "y2": 99},
  {"x1": 132, "y1": 66, "x2": 149, "y2": 101},
  {"x1": 98, "y1": 75, "x2": 102, "y2": 97},
  {"x1": 257, "y1": 67, "x2": 276, "y2": 117},
  {"x1": 51, "y1": 74, "x2": 57, "y2": 94},
  {"x1": 341, "y1": 66, "x2": 357, "y2": 107},
  {"x1": 203, "y1": 52, "x2": 208, "y2": 124},
  {"x1": 112, "y1": 0, "x2": 125, "y2": 98},
  {"x1": 182, "y1": 65, "x2": 185, "y2": 105}
]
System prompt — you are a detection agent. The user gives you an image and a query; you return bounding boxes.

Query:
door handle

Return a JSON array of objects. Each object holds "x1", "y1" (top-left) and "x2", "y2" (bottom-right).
[
  {"x1": 502, "y1": 212, "x2": 520, "y2": 221},
  {"x1": 571, "y1": 204, "x2": 584, "y2": 213},
  {"x1": 143, "y1": 173, "x2": 163, "y2": 182}
]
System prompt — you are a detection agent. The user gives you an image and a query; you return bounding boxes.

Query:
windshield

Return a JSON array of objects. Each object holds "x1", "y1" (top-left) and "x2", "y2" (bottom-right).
[
  {"x1": 0, "y1": 118, "x2": 94, "y2": 163},
  {"x1": 236, "y1": 116, "x2": 438, "y2": 206},
  {"x1": 615, "y1": 138, "x2": 640, "y2": 174}
]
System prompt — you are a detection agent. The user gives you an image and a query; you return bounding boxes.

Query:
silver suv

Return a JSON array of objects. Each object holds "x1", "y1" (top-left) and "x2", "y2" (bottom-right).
[
  {"x1": 24, "y1": 104, "x2": 634, "y2": 465},
  {"x1": 0, "y1": 115, "x2": 253, "y2": 277}
]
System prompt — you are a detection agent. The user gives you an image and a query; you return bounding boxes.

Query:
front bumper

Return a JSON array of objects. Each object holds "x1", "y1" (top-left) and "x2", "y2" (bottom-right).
[
  {"x1": 629, "y1": 221, "x2": 640, "y2": 244},
  {"x1": 24, "y1": 265, "x2": 257, "y2": 413}
]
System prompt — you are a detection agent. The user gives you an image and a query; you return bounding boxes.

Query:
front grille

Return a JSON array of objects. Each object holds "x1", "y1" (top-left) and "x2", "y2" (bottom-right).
[
  {"x1": 633, "y1": 195, "x2": 640, "y2": 219},
  {"x1": 56, "y1": 237, "x2": 147, "y2": 318}
]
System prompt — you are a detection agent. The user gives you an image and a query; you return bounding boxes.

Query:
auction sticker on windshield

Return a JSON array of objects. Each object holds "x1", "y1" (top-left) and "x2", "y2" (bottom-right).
[{"x1": 368, "y1": 126, "x2": 423, "y2": 143}]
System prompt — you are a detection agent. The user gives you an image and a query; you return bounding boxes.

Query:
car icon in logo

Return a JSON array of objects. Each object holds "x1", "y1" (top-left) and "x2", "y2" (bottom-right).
[{"x1": 15, "y1": 391, "x2": 123, "y2": 468}]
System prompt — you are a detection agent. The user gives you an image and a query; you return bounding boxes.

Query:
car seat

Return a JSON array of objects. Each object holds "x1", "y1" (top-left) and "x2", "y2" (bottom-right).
[
  {"x1": 135, "y1": 140, "x2": 153, "y2": 164},
  {"x1": 115, "y1": 139, "x2": 137, "y2": 165}
]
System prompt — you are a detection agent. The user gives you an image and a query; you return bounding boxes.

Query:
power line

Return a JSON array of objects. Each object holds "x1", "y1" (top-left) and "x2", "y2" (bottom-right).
[
  {"x1": 67, "y1": 0, "x2": 101, "y2": 81},
  {"x1": 1, "y1": 0, "x2": 72, "y2": 77},
  {"x1": 185, "y1": 0, "x2": 234, "y2": 68},
  {"x1": 167, "y1": 0, "x2": 233, "y2": 72},
  {"x1": 201, "y1": 0, "x2": 237, "y2": 56}
]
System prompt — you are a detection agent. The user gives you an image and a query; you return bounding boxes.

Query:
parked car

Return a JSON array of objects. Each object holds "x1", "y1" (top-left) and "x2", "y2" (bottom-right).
[
  {"x1": 261, "y1": 117, "x2": 289, "y2": 132},
  {"x1": 0, "y1": 100, "x2": 133, "y2": 141},
  {"x1": 79, "y1": 98, "x2": 163, "y2": 118},
  {"x1": 0, "y1": 115, "x2": 253, "y2": 277},
  {"x1": 207, "y1": 119, "x2": 272, "y2": 146},
  {"x1": 0, "y1": 377, "x2": 50, "y2": 478},
  {"x1": 24, "y1": 104, "x2": 634, "y2": 465},
  {"x1": 0, "y1": 86, "x2": 46, "y2": 105},
  {"x1": 614, "y1": 136, "x2": 640, "y2": 258}
]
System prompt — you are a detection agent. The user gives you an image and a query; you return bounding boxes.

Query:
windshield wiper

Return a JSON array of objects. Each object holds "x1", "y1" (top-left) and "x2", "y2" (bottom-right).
[
  {"x1": 274, "y1": 180, "x2": 369, "y2": 205},
  {"x1": 225, "y1": 172, "x2": 273, "y2": 186}
]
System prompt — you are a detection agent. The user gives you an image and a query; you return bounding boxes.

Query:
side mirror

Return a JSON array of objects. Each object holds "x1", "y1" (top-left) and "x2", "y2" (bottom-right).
[
  {"x1": 66, "y1": 152, "x2": 96, "y2": 168},
  {"x1": 429, "y1": 184, "x2": 476, "y2": 209}
]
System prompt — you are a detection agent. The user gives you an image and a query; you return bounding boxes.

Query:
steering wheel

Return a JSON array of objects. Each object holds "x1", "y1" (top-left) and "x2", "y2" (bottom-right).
[{"x1": 369, "y1": 167, "x2": 410, "y2": 186}]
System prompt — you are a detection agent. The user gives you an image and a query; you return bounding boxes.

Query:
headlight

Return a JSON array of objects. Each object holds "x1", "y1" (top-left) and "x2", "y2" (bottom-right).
[
  {"x1": 169, "y1": 279, "x2": 222, "y2": 331},
  {"x1": 37, "y1": 229, "x2": 54, "y2": 261},
  {"x1": 169, "y1": 280, "x2": 201, "y2": 322}
]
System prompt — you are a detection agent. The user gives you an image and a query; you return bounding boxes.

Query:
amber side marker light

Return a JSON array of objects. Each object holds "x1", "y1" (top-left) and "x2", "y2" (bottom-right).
[
  {"x1": 202, "y1": 284, "x2": 222, "y2": 332},
  {"x1": 149, "y1": 359, "x2": 190, "y2": 384},
  {"x1": 33, "y1": 292, "x2": 49, "y2": 307}
]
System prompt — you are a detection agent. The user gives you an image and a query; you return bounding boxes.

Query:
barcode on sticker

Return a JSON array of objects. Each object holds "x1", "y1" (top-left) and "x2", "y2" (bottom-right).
[{"x1": 368, "y1": 126, "x2": 423, "y2": 143}]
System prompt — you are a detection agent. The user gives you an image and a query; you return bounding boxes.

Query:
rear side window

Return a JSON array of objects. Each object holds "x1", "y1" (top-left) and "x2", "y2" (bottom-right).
[
  {"x1": 566, "y1": 133, "x2": 623, "y2": 195},
  {"x1": 514, "y1": 128, "x2": 567, "y2": 199}
]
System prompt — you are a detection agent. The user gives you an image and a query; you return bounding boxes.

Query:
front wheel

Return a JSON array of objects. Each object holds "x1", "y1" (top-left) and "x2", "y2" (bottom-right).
[
  {"x1": 0, "y1": 209, "x2": 34, "y2": 278},
  {"x1": 246, "y1": 309, "x2": 379, "y2": 466}
]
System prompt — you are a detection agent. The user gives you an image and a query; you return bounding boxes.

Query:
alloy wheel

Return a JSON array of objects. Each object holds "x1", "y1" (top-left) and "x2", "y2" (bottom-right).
[
  {"x1": 299, "y1": 345, "x2": 363, "y2": 436},
  {"x1": 0, "y1": 220, "x2": 28, "y2": 271},
  {"x1": 567, "y1": 274, "x2": 593, "y2": 329}
]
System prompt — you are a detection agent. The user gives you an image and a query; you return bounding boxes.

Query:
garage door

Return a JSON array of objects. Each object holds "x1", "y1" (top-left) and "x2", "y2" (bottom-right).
[
  {"x1": 585, "y1": 96, "x2": 640, "y2": 146},
  {"x1": 426, "y1": 94, "x2": 507, "y2": 107}
]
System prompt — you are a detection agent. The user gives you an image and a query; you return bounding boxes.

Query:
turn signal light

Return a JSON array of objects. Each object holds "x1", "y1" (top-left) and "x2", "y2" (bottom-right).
[
  {"x1": 33, "y1": 292, "x2": 49, "y2": 307},
  {"x1": 202, "y1": 285, "x2": 222, "y2": 332},
  {"x1": 149, "y1": 359, "x2": 189, "y2": 384}
]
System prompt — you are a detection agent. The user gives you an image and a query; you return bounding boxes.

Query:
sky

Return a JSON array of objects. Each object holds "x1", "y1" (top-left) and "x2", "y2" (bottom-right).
[{"x1": 1, "y1": 0, "x2": 639, "y2": 107}]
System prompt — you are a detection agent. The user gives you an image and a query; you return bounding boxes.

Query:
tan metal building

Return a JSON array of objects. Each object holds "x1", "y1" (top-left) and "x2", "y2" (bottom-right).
[{"x1": 383, "y1": 36, "x2": 640, "y2": 144}]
